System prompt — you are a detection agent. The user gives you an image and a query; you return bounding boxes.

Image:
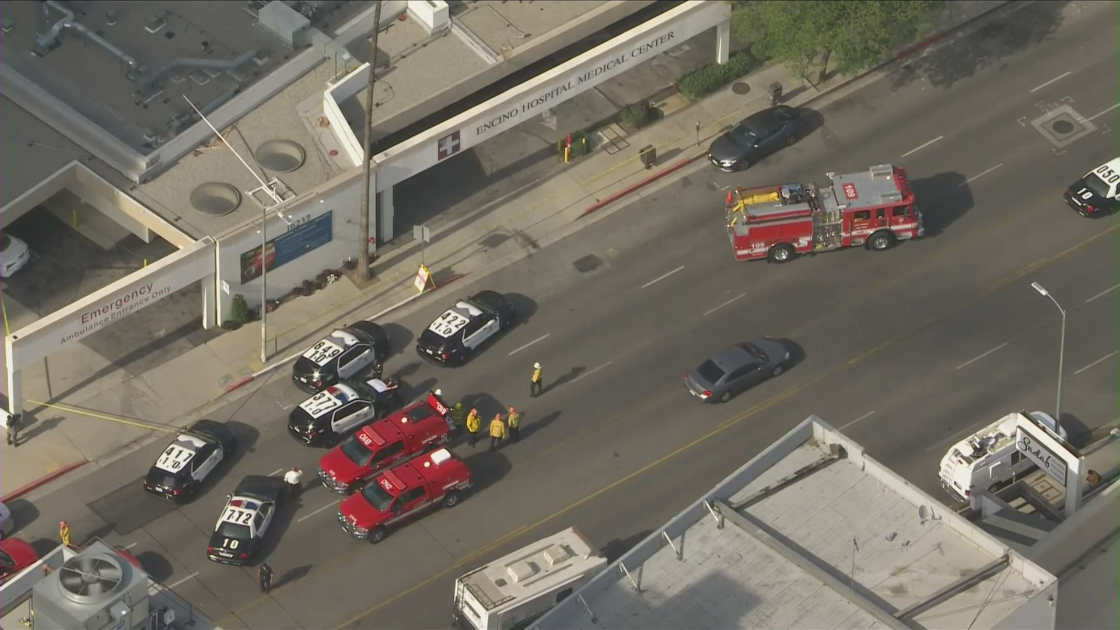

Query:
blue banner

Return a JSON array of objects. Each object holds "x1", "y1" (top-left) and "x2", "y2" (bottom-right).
[{"x1": 240, "y1": 211, "x2": 333, "y2": 284}]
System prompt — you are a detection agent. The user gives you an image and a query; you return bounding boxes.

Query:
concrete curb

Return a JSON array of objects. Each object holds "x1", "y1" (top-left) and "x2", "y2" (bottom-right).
[
  {"x1": 6, "y1": 459, "x2": 89, "y2": 500},
  {"x1": 222, "y1": 274, "x2": 467, "y2": 394},
  {"x1": 580, "y1": 155, "x2": 701, "y2": 217}
]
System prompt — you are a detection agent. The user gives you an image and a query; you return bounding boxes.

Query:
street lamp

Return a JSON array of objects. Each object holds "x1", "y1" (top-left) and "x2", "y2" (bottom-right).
[{"x1": 1031, "y1": 282, "x2": 1066, "y2": 429}]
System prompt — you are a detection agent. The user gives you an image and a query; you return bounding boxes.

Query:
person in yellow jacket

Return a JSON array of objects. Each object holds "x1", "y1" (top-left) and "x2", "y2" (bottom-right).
[
  {"x1": 59, "y1": 521, "x2": 72, "y2": 548},
  {"x1": 489, "y1": 413, "x2": 507, "y2": 451},
  {"x1": 507, "y1": 406, "x2": 522, "y2": 444},
  {"x1": 530, "y1": 362, "x2": 543, "y2": 398},
  {"x1": 449, "y1": 402, "x2": 465, "y2": 432},
  {"x1": 465, "y1": 408, "x2": 482, "y2": 447}
]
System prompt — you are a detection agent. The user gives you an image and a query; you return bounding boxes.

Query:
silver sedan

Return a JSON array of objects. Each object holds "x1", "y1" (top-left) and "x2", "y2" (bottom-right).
[{"x1": 685, "y1": 338, "x2": 791, "y2": 403}]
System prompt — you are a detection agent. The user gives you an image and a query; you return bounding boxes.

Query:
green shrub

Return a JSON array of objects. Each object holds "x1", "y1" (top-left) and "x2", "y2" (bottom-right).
[
  {"x1": 230, "y1": 294, "x2": 252, "y2": 325},
  {"x1": 677, "y1": 52, "x2": 755, "y2": 100},
  {"x1": 567, "y1": 130, "x2": 592, "y2": 158},
  {"x1": 619, "y1": 102, "x2": 660, "y2": 129}
]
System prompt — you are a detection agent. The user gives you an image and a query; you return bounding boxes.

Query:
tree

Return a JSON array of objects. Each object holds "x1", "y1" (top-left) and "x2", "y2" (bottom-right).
[
  {"x1": 730, "y1": 1, "x2": 944, "y2": 81},
  {"x1": 357, "y1": 0, "x2": 383, "y2": 282}
]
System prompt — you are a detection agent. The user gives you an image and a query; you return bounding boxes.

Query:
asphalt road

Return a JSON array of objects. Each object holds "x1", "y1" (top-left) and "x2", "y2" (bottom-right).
[{"x1": 8, "y1": 2, "x2": 1118, "y2": 629}]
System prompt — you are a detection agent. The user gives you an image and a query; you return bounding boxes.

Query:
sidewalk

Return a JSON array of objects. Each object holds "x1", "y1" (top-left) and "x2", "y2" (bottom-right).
[{"x1": 0, "y1": 0, "x2": 1010, "y2": 500}]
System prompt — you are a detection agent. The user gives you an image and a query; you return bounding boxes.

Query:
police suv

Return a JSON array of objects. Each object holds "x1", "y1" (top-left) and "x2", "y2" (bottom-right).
[
  {"x1": 292, "y1": 321, "x2": 390, "y2": 393},
  {"x1": 1065, "y1": 158, "x2": 1120, "y2": 217},
  {"x1": 288, "y1": 379, "x2": 400, "y2": 447},
  {"x1": 143, "y1": 420, "x2": 237, "y2": 502},
  {"x1": 207, "y1": 475, "x2": 285, "y2": 565},
  {"x1": 416, "y1": 291, "x2": 515, "y2": 366}
]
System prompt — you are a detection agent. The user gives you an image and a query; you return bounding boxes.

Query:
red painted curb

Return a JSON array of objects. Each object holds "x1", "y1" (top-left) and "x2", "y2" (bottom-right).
[
  {"x1": 581, "y1": 156, "x2": 699, "y2": 217},
  {"x1": 895, "y1": 31, "x2": 946, "y2": 59},
  {"x1": 224, "y1": 375, "x2": 255, "y2": 394},
  {"x1": 6, "y1": 459, "x2": 89, "y2": 501}
]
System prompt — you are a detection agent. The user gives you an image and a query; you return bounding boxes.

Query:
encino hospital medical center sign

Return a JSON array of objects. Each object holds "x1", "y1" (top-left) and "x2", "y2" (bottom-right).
[{"x1": 5, "y1": 238, "x2": 216, "y2": 371}]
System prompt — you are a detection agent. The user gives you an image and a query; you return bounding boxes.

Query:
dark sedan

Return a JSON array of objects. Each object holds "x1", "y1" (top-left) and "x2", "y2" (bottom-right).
[
  {"x1": 708, "y1": 106, "x2": 800, "y2": 172},
  {"x1": 685, "y1": 338, "x2": 791, "y2": 403}
]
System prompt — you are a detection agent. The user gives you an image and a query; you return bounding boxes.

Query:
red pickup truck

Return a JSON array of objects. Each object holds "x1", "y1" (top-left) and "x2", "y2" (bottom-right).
[
  {"x1": 337, "y1": 447, "x2": 471, "y2": 543},
  {"x1": 317, "y1": 392, "x2": 457, "y2": 493}
]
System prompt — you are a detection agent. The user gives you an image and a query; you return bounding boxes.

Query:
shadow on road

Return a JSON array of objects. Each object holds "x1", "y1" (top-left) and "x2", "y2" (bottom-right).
[
  {"x1": 5, "y1": 498, "x2": 40, "y2": 533},
  {"x1": 505, "y1": 292, "x2": 539, "y2": 327},
  {"x1": 381, "y1": 323, "x2": 415, "y2": 360},
  {"x1": 909, "y1": 172, "x2": 973, "y2": 238},
  {"x1": 400, "y1": 378, "x2": 438, "y2": 407},
  {"x1": 543, "y1": 367, "x2": 586, "y2": 395},
  {"x1": 601, "y1": 529, "x2": 654, "y2": 563},
  {"x1": 519, "y1": 410, "x2": 562, "y2": 442},
  {"x1": 887, "y1": 2, "x2": 1066, "y2": 90},
  {"x1": 461, "y1": 451, "x2": 513, "y2": 495},
  {"x1": 137, "y1": 551, "x2": 175, "y2": 583},
  {"x1": 276, "y1": 564, "x2": 313, "y2": 588},
  {"x1": 778, "y1": 338, "x2": 807, "y2": 371}
]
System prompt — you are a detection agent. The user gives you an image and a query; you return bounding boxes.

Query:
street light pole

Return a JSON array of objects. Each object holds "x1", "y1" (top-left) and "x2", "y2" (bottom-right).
[
  {"x1": 1031, "y1": 282, "x2": 1066, "y2": 428},
  {"x1": 261, "y1": 207, "x2": 268, "y2": 364}
]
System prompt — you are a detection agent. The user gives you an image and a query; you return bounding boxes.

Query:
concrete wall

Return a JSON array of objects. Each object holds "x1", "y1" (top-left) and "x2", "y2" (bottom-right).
[
  {"x1": 993, "y1": 580, "x2": 1059, "y2": 630},
  {"x1": 213, "y1": 170, "x2": 369, "y2": 321}
]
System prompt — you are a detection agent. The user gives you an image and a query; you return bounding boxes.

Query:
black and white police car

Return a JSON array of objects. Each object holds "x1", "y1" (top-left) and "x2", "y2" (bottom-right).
[
  {"x1": 288, "y1": 378, "x2": 400, "y2": 447},
  {"x1": 292, "y1": 321, "x2": 389, "y2": 394},
  {"x1": 143, "y1": 420, "x2": 237, "y2": 502},
  {"x1": 416, "y1": 291, "x2": 515, "y2": 366},
  {"x1": 1065, "y1": 158, "x2": 1120, "y2": 217},
  {"x1": 207, "y1": 475, "x2": 285, "y2": 565}
]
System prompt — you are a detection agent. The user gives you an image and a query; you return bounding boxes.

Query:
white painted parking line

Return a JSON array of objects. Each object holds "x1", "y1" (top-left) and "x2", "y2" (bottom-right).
[
  {"x1": 298, "y1": 500, "x2": 341, "y2": 523},
  {"x1": 901, "y1": 136, "x2": 944, "y2": 158},
  {"x1": 641, "y1": 265, "x2": 685, "y2": 289},
  {"x1": 572, "y1": 362, "x2": 613, "y2": 383},
  {"x1": 277, "y1": 400, "x2": 296, "y2": 411},
  {"x1": 508, "y1": 333, "x2": 551, "y2": 356},
  {"x1": 1087, "y1": 103, "x2": 1120, "y2": 121},
  {"x1": 838, "y1": 411, "x2": 876, "y2": 431},
  {"x1": 166, "y1": 572, "x2": 199, "y2": 589},
  {"x1": 960, "y1": 163, "x2": 1003, "y2": 186},
  {"x1": 269, "y1": 469, "x2": 285, "y2": 477},
  {"x1": 955, "y1": 342, "x2": 1009, "y2": 370},
  {"x1": 124, "y1": 542, "x2": 138, "y2": 549},
  {"x1": 703, "y1": 293, "x2": 747, "y2": 316},
  {"x1": 1084, "y1": 283, "x2": 1119, "y2": 305},
  {"x1": 1029, "y1": 71, "x2": 1072, "y2": 93},
  {"x1": 1073, "y1": 350, "x2": 1118, "y2": 376}
]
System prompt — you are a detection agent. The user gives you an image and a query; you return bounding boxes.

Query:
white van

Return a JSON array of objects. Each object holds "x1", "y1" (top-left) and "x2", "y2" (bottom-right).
[
  {"x1": 452, "y1": 527, "x2": 607, "y2": 630},
  {"x1": 938, "y1": 410, "x2": 1069, "y2": 502}
]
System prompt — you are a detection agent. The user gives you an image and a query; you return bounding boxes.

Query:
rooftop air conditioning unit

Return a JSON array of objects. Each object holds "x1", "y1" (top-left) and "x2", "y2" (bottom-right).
[{"x1": 258, "y1": 1, "x2": 312, "y2": 48}]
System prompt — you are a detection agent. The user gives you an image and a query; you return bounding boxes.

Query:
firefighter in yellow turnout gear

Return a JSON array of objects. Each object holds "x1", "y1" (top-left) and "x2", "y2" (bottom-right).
[
  {"x1": 489, "y1": 413, "x2": 506, "y2": 451},
  {"x1": 466, "y1": 408, "x2": 482, "y2": 447}
]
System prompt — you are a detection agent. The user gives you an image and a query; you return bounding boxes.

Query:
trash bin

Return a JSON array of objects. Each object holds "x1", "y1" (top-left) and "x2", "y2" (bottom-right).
[
  {"x1": 768, "y1": 82, "x2": 783, "y2": 104},
  {"x1": 639, "y1": 145, "x2": 656, "y2": 170}
]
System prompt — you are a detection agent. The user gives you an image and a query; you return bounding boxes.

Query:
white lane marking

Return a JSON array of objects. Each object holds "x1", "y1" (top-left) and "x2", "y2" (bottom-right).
[
  {"x1": 1073, "y1": 350, "x2": 1119, "y2": 376},
  {"x1": 960, "y1": 164, "x2": 1003, "y2": 186},
  {"x1": 838, "y1": 411, "x2": 876, "y2": 431},
  {"x1": 166, "y1": 572, "x2": 199, "y2": 589},
  {"x1": 924, "y1": 426, "x2": 977, "y2": 452},
  {"x1": 1084, "y1": 283, "x2": 1119, "y2": 304},
  {"x1": 641, "y1": 265, "x2": 686, "y2": 289},
  {"x1": 1087, "y1": 103, "x2": 1120, "y2": 121},
  {"x1": 1029, "y1": 71, "x2": 1072, "y2": 93},
  {"x1": 268, "y1": 469, "x2": 284, "y2": 477},
  {"x1": 277, "y1": 400, "x2": 296, "y2": 411},
  {"x1": 955, "y1": 342, "x2": 1009, "y2": 370},
  {"x1": 572, "y1": 362, "x2": 613, "y2": 383},
  {"x1": 508, "y1": 333, "x2": 551, "y2": 356},
  {"x1": 901, "y1": 136, "x2": 944, "y2": 158},
  {"x1": 703, "y1": 293, "x2": 747, "y2": 316},
  {"x1": 124, "y1": 542, "x2": 138, "y2": 549},
  {"x1": 297, "y1": 499, "x2": 341, "y2": 523}
]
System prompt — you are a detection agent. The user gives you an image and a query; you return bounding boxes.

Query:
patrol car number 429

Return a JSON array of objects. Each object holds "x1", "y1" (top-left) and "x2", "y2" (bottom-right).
[
  {"x1": 143, "y1": 420, "x2": 237, "y2": 502},
  {"x1": 416, "y1": 291, "x2": 515, "y2": 366}
]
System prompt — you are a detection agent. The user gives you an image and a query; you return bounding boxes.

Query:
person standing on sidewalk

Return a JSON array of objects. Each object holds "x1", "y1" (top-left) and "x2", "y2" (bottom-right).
[
  {"x1": 530, "y1": 363, "x2": 544, "y2": 398},
  {"x1": 284, "y1": 467, "x2": 303, "y2": 498},
  {"x1": 466, "y1": 408, "x2": 482, "y2": 447},
  {"x1": 3, "y1": 410, "x2": 20, "y2": 447},
  {"x1": 59, "y1": 521, "x2": 72, "y2": 548},
  {"x1": 258, "y1": 563, "x2": 274, "y2": 594},
  {"x1": 489, "y1": 413, "x2": 506, "y2": 451},
  {"x1": 507, "y1": 406, "x2": 522, "y2": 444}
]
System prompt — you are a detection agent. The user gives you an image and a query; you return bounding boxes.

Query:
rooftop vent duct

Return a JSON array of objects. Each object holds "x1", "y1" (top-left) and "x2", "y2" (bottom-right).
[
  {"x1": 258, "y1": 1, "x2": 312, "y2": 48},
  {"x1": 35, "y1": 0, "x2": 140, "y2": 78}
]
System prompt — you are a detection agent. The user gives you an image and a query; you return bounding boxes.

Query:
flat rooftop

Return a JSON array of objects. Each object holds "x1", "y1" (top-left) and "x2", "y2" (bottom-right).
[
  {"x1": 533, "y1": 418, "x2": 1056, "y2": 630},
  {"x1": 344, "y1": 0, "x2": 609, "y2": 143},
  {"x1": 0, "y1": 0, "x2": 370, "y2": 153}
]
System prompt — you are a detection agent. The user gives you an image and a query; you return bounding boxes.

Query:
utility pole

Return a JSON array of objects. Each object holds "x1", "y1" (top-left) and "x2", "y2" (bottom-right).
[{"x1": 357, "y1": 0, "x2": 382, "y2": 282}]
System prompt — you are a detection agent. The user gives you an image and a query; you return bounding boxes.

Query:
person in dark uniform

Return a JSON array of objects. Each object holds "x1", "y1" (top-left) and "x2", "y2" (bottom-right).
[{"x1": 258, "y1": 563, "x2": 274, "y2": 594}]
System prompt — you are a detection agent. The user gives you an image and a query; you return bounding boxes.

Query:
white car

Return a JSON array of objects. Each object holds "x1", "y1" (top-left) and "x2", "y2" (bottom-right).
[{"x1": 1, "y1": 234, "x2": 30, "y2": 278}]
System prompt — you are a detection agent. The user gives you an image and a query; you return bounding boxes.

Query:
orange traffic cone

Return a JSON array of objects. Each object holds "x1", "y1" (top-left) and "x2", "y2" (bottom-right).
[{"x1": 725, "y1": 190, "x2": 734, "y2": 205}]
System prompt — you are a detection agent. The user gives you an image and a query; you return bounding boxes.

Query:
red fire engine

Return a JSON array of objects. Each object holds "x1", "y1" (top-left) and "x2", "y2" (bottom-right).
[{"x1": 725, "y1": 164, "x2": 924, "y2": 262}]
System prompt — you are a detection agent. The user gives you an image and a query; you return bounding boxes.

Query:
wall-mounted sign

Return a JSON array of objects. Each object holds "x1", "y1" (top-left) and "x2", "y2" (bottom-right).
[
  {"x1": 1015, "y1": 428, "x2": 1068, "y2": 485},
  {"x1": 240, "y1": 211, "x2": 333, "y2": 284}
]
